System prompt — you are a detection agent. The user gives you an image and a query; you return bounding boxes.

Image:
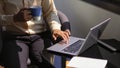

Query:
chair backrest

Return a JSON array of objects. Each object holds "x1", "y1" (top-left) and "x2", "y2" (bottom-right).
[
  {"x1": 58, "y1": 10, "x2": 71, "y2": 31},
  {"x1": 57, "y1": 11, "x2": 69, "y2": 24}
]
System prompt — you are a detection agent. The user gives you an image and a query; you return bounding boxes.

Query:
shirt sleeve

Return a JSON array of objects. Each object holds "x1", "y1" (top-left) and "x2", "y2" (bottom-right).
[
  {"x1": 42, "y1": 0, "x2": 61, "y2": 31},
  {"x1": 0, "y1": 0, "x2": 14, "y2": 26}
]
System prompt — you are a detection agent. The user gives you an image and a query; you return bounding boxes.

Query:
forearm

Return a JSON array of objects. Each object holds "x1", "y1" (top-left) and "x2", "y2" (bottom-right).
[
  {"x1": 42, "y1": 0, "x2": 61, "y2": 31},
  {"x1": 47, "y1": 12, "x2": 61, "y2": 31}
]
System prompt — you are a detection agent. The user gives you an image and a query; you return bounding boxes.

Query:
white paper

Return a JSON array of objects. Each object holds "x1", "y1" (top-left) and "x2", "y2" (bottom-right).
[{"x1": 67, "y1": 56, "x2": 108, "y2": 68}]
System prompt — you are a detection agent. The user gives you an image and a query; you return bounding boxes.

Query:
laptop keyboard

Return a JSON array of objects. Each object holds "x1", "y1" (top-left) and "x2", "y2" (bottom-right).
[{"x1": 62, "y1": 40, "x2": 84, "y2": 53}]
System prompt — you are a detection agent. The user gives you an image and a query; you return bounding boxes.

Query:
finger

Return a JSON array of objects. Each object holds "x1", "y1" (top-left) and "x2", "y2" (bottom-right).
[
  {"x1": 59, "y1": 33, "x2": 68, "y2": 43},
  {"x1": 64, "y1": 32, "x2": 69, "y2": 39},
  {"x1": 52, "y1": 34, "x2": 57, "y2": 40},
  {"x1": 24, "y1": 14, "x2": 32, "y2": 21},
  {"x1": 21, "y1": 8, "x2": 29, "y2": 11},
  {"x1": 23, "y1": 10, "x2": 32, "y2": 21},
  {"x1": 20, "y1": 8, "x2": 29, "y2": 13},
  {"x1": 62, "y1": 32, "x2": 70, "y2": 43},
  {"x1": 58, "y1": 40, "x2": 66, "y2": 44},
  {"x1": 23, "y1": 10, "x2": 31, "y2": 15}
]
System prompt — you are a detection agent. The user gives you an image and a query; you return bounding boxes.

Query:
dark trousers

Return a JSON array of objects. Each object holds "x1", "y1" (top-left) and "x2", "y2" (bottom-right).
[{"x1": 0, "y1": 32, "x2": 54, "y2": 68}]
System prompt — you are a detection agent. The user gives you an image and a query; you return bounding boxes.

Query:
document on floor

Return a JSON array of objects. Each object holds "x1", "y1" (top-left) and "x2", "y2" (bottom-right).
[{"x1": 66, "y1": 56, "x2": 108, "y2": 68}]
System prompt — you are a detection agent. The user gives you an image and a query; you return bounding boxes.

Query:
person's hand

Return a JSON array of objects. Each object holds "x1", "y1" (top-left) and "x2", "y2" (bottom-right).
[
  {"x1": 14, "y1": 8, "x2": 32, "y2": 22},
  {"x1": 52, "y1": 29, "x2": 70, "y2": 44},
  {"x1": 65, "y1": 29, "x2": 71, "y2": 36}
]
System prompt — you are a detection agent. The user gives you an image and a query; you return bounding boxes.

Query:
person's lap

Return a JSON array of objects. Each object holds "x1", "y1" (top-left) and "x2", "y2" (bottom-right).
[{"x1": 0, "y1": 34, "x2": 55, "y2": 68}]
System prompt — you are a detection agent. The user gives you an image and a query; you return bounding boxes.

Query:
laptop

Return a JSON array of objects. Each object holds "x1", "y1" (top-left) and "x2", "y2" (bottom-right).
[{"x1": 47, "y1": 18, "x2": 111, "y2": 56}]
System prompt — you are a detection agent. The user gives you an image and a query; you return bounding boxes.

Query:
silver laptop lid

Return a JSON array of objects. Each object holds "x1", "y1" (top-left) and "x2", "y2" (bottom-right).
[{"x1": 78, "y1": 18, "x2": 111, "y2": 54}]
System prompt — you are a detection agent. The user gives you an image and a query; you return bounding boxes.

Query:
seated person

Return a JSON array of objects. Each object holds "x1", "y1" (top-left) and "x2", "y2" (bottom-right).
[{"x1": 0, "y1": 0, "x2": 70, "y2": 68}]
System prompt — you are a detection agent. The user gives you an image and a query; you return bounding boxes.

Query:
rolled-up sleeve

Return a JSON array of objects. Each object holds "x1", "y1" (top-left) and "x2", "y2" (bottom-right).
[{"x1": 42, "y1": 0, "x2": 61, "y2": 31}]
